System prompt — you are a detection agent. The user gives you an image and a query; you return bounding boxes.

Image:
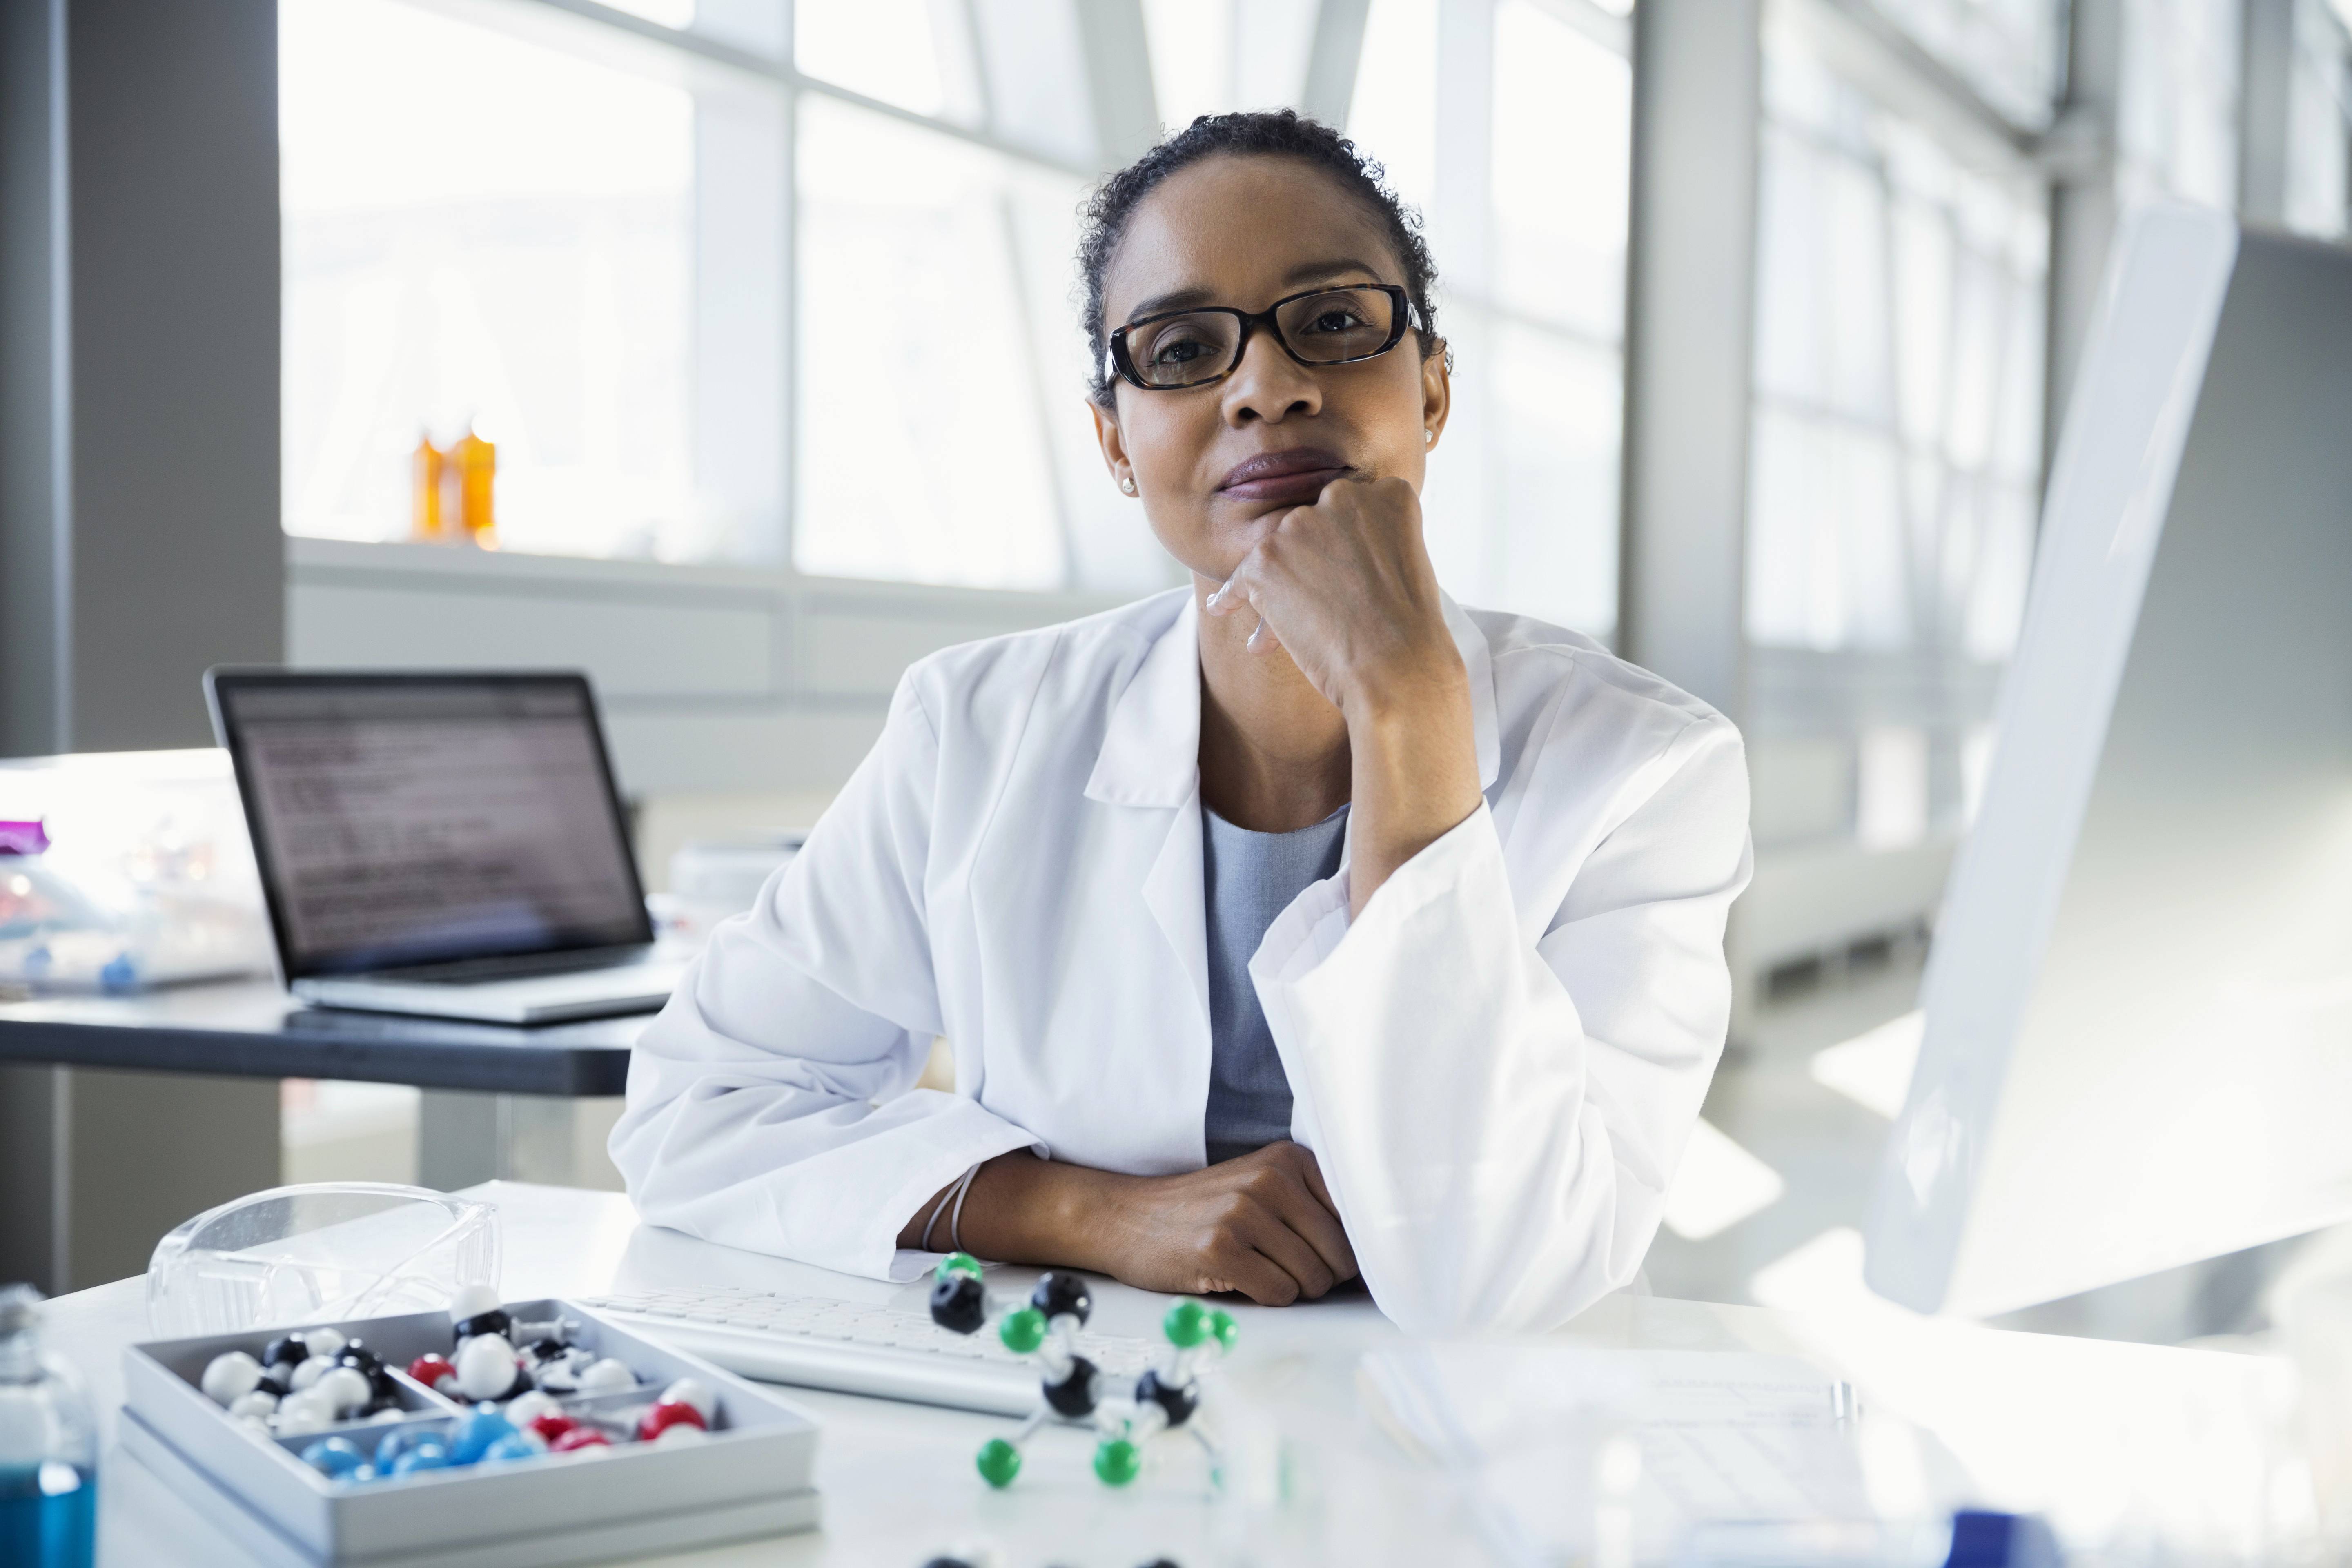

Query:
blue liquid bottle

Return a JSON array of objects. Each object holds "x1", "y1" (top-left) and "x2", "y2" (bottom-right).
[{"x1": 0, "y1": 1285, "x2": 96, "y2": 1568}]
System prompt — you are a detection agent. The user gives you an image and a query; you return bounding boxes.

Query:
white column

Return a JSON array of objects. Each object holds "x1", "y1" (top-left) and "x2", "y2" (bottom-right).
[
  {"x1": 1301, "y1": 0, "x2": 1372, "y2": 125},
  {"x1": 694, "y1": 85, "x2": 790, "y2": 565},
  {"x1": 1617, "y1": 0, "x2": 1762, "y2": 719},
  {"x1": 2239, "y1": 0, "x2": 2296, "y2": 225}
]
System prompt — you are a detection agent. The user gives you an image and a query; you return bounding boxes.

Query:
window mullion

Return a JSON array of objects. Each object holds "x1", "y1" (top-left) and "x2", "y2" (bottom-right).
[{"x1": 781, "y1": 74, "x2": 802, "y2": 583}]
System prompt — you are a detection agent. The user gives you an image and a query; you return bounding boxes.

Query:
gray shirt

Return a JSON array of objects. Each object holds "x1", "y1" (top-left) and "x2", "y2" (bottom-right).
[{"x1": 1201, "y1": 801, "x2": 1349, "y2": 1166}]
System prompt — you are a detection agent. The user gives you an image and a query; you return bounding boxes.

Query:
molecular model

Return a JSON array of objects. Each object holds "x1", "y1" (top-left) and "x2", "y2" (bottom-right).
[
  {"x1": 926, "y1": 1253, "x2": 1236, "y2": 1489},
  {"x1": 194, "y1": 1286, "x2": 717, "y2": 1482}
]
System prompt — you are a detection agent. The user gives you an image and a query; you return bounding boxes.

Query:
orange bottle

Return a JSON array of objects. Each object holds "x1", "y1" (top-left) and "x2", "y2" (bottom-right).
[
  {"x1": 449, "y1": 424, "x2": 497, "y2": 548},
  {"x1": 412, "y1": 433, "x2": 445, "y2": 542}
]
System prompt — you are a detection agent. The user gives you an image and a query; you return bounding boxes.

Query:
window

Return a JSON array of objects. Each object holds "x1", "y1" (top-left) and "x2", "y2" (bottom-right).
[
  {"x1": 283, "y1": 0, "x2": 1633, "y2": 624},
  {"x1": 794, "y1": 0, "x2": 984, "y2": 124},
  {"x1": 280, "y1": 0, "x2": 1149, "y2": 590},
  {"x1": 2116, "y1": 0, "x2": 2243, "y2": 209},
  {"x1": 2285, "y1": 0, "x2": 2352, "y2": 237},
  {"x1": 792, "y1": 98, "x2": 1102, "y2": 590},
  {"x1": 1748, "y1": 28, "x2": 2046, "y2": 663},
  {"x1": 1141, "y1": 0, "x2": 1322, "y2": 132},
  {"x1": 1350, "y1": 0, "x2": 1631, "y2": 642},
  {"x1": 280, "y1": 0, "x2": 730, "y2": 560},
  {"x1": 1744, "y1": 8, "x2": 2050, "y2": 849},
  {"x1": 1866, "y1": 0, "x2": 2068, "y2": 128},
  {"x1": 1347, "y1": 0, "x2": 1438, "y2": 213}
]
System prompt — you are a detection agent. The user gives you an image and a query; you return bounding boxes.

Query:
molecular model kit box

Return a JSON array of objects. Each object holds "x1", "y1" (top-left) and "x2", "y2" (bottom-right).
[{"x1": 118, "y1": 1298, "x2": 819, "y2": 1568}]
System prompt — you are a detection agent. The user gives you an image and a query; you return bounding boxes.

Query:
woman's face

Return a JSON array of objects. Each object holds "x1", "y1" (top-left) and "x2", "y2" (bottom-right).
[{"x1": 1091, "y1": 155, "x2": 1450, "y2": 584}]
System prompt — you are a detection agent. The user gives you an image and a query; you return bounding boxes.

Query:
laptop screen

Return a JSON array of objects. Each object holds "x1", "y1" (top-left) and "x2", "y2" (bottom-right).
[{"x1": 209, "y1": 673, "x2": 653, "y2": 977}]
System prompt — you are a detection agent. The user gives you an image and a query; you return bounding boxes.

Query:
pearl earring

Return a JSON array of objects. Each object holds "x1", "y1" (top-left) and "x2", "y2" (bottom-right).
[
  {"x1": 1121, "y1": 476, "x2": 1137, "y2": 494},
  {"x1": 1425, "y1": 429, "x2": 1436, "y2": 445}
]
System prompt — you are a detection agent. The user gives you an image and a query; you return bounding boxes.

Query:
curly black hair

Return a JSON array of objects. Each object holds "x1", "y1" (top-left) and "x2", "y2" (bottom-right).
[{"x1": 1078, "y1": 109, "x2": 1441, "y2": 408}]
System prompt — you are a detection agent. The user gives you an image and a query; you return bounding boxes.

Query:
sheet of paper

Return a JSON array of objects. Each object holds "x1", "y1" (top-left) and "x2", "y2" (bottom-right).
[{"x1": 1358, "y1": 1345, "x2": 1875, "y2": 1566}]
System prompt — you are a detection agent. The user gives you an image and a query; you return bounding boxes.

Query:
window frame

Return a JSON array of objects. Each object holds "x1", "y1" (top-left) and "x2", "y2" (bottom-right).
[{"x1": 280, "y1": 0, "x2": 1152, "y2": 610}]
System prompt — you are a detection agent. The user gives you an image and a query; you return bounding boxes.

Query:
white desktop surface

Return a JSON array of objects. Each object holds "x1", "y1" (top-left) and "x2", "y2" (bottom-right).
[{"x1": 43, "y1": 1182, "x2": 2292, "y2": 1566}]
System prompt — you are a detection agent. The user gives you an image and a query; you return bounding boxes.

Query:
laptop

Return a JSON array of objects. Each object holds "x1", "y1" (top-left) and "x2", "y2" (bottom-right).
[{"x1": 205, "y1": 668, "x2": 689, "y2": 1025}]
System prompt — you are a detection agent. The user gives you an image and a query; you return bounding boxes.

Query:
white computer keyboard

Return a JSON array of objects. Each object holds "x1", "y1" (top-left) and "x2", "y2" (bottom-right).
[{"x1": 580, "y1": 1285, "x2": 1158, "y2": 1417}]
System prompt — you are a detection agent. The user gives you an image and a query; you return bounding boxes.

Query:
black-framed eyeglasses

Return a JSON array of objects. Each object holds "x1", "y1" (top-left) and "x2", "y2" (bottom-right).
[{"x1": 1105, "y1": 284, "x2": 1421, "y2": 392}]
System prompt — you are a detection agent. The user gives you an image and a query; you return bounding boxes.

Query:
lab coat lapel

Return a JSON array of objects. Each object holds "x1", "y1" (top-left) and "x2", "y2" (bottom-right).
[
  {"x1": 1076, "y1": 588, "x2": 1494, "y2": 1047},
  {"x1": 1086, "y1": 591, "x2": 1214, "y2": 1040},
  {"x1": 1140, "y1": 791, "x2": 1212, "y2": 1039}
]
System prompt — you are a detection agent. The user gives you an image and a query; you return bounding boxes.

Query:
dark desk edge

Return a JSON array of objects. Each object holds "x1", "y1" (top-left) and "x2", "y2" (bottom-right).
[{"x1": 0, "y1": 1016, "x2": 633, "y2": 1096}]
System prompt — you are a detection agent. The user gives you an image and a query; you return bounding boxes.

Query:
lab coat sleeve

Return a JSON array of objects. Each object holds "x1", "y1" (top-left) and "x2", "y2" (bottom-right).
[
  {"x1": 608, "y1": 674, "x2": 1044, "y2": 1282},
  {"x1": 1252, "y1": 711, "x2": 1751, "y2": 1335}
]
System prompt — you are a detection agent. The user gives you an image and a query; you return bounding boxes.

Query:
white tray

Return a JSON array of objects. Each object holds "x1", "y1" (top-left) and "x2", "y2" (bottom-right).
[
  {"x1": 122, "y1": 1298, "x2": 820, "y2": 1566},
  {"x1": 118, "y1": 1412, "x2": 822, "y2": 1568}
]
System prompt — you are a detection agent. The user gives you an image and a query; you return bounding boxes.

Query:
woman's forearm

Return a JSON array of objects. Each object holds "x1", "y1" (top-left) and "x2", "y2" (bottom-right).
[
  {"x1": 891, "y1": 1144, "x2": 1359, "y2": 1304},
  {"x1": 1340, "y1": 670, "x2": 1483, "y2": 918},
  {"x1": 893, "y1": 1151, "x2": 1117, "y2": 1269}
]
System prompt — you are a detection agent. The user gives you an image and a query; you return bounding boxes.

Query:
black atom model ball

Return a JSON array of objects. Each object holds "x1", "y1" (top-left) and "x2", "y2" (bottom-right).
[
  {"x1": 452, "y1": 1309, "x2": 512, "y2": 1343},
  {"x1": 1135, "y1": 1368, "x2": 1198, "y2": 1428},
  {"x1": 1042, "y1": 1355, "x2": 1102, "y2": 1419},
  {"x1": 929, "y1": 1271, "x2": 987, "y2": 1336},
  {"x1": 1030, "y1": 1271, "x2": 1093, "y2": 1326}
]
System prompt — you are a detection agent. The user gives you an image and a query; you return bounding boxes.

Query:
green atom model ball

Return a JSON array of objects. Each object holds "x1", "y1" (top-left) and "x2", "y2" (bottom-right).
[
  {"x1": 1162, "y1": 1298, "x2": 1209, "y2": 1348},
  {"x1": 997, "y1": 1305, "x2": 1046, "y2": 1354},
  {"x1": 1093, "y1": 1437, "x2": 1141, "y2": 1487},
  {"x1": 975, "y1": 1436, "x2": 1022, "y2": 1489}
]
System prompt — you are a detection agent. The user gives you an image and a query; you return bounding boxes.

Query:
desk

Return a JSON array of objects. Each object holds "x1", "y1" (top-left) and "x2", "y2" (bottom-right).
[
  {"x1": 0, "y1": 982, "x2": 643, "y2": 1292},
  {"x1": 0, "y1": 980, "x2": 640, "y2": 1094},
  {"x1": 40, "y1": 1182, "x2": 2295, "y2": 1566}
]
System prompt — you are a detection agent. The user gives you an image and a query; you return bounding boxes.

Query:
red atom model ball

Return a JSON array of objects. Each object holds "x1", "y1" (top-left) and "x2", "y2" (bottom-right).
[
  {"x1": 406, "y1": 1354, "x2": 458, "y2": 1392},
  {"x1": 525, "y1": 1412, "x2": 578, "y2": 1444},
  {"x1": 550, "y1": 1428, "x2": 610, "y2": 1452},
  {"x1": 636, "y1": 1401, "x2": 708, "y2": 1442}
]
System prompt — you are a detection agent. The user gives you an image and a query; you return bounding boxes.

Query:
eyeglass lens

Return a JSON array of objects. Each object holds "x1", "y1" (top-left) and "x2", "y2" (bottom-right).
[{"x1": 1124, "y1": 288, "x2": 1399, "y2": 388}]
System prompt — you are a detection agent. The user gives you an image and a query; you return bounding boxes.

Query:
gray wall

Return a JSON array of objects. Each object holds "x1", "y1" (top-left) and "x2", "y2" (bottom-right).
[
  {"x1": 0, "y1": 0, "x2": 284, "y2": 756},
  {"x1": 0, "y1": 0, "x2": 67, "y2": 756},
  {"x1": 0, "y1": 0, "x2": 285, "y2": 1296},
  {"x1": 0, "y1": 1065, "x2": 280, "y2": 1294}
]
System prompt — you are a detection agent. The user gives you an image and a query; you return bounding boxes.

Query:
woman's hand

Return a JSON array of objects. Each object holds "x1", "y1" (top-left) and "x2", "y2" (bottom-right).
[
  {"x1": 1087, "y1": 1141, "x2": 1358, "y2": 1303},
  {"x1": 1201, "y1": 476, "x2": 1485, "y2": 913},
  {"x1": 1200, "y1": 476, "x2": 1459, "y2": 721},
  {"x1": 905, "y1": 1143, "x2": 1358, "y2": 1306}
]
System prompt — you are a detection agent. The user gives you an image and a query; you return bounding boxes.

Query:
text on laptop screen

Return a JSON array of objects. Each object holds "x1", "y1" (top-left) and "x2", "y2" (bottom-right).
[{"x1": 223, "y1": 679, "x2": 647, "y2": 973}]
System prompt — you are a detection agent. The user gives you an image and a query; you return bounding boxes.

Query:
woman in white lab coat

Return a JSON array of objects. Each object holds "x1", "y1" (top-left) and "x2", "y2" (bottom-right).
[{"x1": 610, "y1": 111, "x2": 1751, "y2": 1334}]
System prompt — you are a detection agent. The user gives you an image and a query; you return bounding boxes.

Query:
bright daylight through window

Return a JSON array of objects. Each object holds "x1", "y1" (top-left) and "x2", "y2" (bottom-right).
[
  {"x1": 793, "y1": 98, "x2": 1114, "y2": 591},
  {"x1": 1737, "y1": 2, "x2": 2054, "y2": 864},
  {"x1": 281, "y1": 0, "x2": 711, "y2": 560},
  {"x1": 1350, "y1": 0, "x2": 1631, "y2": 641},
  {"x1": 1746, "y1": 33, "x2": 2047, "y2": 663},
  {"x1": 278, "y1": 0, "x2": 1637, "y2": 636}
]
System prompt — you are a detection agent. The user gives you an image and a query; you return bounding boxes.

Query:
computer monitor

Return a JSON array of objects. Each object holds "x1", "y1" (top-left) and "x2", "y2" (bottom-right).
[{"x1": 1864, "y1": 210, "x2": 2352, "y2": 1316}]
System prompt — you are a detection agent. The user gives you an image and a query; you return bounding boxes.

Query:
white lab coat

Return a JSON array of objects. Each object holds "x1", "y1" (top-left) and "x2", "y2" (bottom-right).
[{"x1": 610, "y1": 588, "x2": 1751, "y2": 1334}]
